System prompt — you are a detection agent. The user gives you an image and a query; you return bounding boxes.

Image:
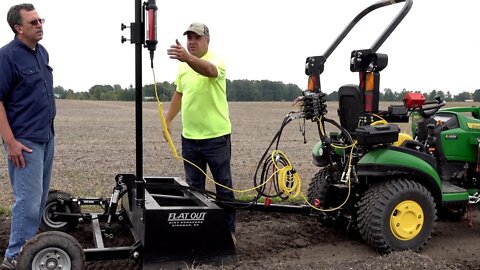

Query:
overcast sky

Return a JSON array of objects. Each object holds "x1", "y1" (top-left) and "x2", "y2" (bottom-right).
[{"x1": 0, "y1": 0, "x2": 478, "y2": 95}]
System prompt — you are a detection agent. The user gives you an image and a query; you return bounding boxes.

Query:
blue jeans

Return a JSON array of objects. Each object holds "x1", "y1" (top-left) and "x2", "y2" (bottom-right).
[
  {"x1": 4, "y1": 137, "x2": 55, "y2": 259},
  {"x1": 182, "y1": 134, "x2": 236, "y2": 232}
]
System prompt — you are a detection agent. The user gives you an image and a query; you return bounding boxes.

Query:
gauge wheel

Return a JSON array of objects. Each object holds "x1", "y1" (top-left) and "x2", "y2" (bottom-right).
[
  {"x1": 17, "y1": 231, "x2": 85, "y2": 270},
  {"x1": 356, "y1": 178, "x2": 436, "y2": 254},
  {"x1": 40, "y1": 190, "x2": 81, "y2": 232}
]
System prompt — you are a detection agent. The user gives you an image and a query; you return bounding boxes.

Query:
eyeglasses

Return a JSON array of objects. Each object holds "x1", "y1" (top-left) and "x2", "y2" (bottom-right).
[{"x1": 28, "y1": 18, "x2": 45, "y2": 26}]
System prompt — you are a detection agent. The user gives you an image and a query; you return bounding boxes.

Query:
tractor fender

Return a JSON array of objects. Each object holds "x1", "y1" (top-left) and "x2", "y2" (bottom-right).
[{"x1": 357, "y1": 147, "x2": 442, "y2": 205}]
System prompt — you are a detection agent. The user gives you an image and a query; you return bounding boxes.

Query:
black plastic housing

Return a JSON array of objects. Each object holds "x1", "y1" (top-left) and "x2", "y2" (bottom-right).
[{"x1": 355, "y1": 124, "x2": 400, "y2": 145}]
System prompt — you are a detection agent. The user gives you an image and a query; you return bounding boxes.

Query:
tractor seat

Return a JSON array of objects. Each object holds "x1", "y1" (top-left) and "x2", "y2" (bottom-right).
[{"x1": 400, "y1": 139, "x2": 425, "y2": 152}]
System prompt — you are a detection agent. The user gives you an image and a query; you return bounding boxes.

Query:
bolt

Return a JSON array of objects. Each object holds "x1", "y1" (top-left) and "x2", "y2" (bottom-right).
[
  {"x1": 133, "y1": 251, "x2": 140, "y2": 259},
  {"x1": 47, "y1": 261, "x2": 56, "y2": 268}
]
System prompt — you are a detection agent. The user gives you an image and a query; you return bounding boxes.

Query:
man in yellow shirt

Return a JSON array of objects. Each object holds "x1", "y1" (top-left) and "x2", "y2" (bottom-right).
[{"x1": 166, "y1": 22, "x2": 236, "y2": 236}]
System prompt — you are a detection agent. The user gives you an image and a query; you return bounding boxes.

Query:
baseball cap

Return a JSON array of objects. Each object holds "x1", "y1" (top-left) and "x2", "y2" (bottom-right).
[{"x1": 183, "y1": 22, "x2": 210, "y2": 37}]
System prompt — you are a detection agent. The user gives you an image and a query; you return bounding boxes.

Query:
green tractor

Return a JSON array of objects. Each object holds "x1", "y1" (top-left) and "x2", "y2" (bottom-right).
[{"x1": 301, "y1": 0, "x2": 480, "y2": 253}]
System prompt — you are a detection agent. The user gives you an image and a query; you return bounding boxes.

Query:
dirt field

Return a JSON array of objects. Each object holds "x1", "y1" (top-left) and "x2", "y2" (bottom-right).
[{"x1": 1, "y1": 100, "x2": 480, "y2": 269}]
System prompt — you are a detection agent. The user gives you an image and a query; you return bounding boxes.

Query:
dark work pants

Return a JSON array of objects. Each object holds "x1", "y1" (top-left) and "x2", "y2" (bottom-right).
[{"x1": 181, "y1": 134, "x2": 236, "y2": 232}]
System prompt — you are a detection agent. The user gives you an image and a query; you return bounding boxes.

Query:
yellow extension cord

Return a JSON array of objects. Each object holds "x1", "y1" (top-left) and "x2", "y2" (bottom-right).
[{"x1": 152, "y1": 67, "x2": 356, "y2": 211}]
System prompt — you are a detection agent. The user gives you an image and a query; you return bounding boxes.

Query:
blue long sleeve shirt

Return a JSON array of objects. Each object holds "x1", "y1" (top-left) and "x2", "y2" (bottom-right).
[{"x1": 0, "y1": 37, "x2": 55, "y2": 143}]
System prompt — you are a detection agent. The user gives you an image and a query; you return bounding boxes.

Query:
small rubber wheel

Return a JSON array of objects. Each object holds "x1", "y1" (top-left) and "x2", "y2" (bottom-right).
[
  {"x1": 41, "y1": 190, "x2": 81, "y2": 232},
  {"x1": 17, "y1": 231, "x2": 86, "y2": 270}
]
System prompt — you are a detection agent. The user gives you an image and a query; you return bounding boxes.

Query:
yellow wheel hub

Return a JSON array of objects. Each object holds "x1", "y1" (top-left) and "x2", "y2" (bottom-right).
[{"x1": 390, "y1": 200, "x2": 424, "y2": 240}]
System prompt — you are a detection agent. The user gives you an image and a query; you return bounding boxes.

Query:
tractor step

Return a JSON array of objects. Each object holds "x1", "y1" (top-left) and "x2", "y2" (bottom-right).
[
  {"x1": 442, "y1": 181, "x2": 469, "y2": 203},
  {"x1": 442, "y1": 181, "x2": 467, "y2": 193}
]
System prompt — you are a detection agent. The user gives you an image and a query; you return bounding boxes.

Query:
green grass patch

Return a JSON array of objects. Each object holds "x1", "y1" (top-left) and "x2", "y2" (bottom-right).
[{"x1": 0, "y1": 207, "x2": 11, "y2": 217}]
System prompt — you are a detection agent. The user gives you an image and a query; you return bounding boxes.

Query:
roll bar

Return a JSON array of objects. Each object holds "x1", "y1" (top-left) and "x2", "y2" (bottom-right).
[{"x1": 305, "y1": 0, "x2": 413, "y2": 77}]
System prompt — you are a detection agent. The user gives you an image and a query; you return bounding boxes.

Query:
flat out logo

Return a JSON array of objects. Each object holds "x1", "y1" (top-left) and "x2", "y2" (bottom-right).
[{"x1": 167, "y1": 211, "x2": 207, "y2": 228}]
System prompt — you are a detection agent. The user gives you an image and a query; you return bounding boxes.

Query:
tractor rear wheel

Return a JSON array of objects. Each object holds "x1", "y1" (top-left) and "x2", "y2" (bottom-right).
[{"x1": 356, "y1": 179, "x2": 436, "y2": 254}]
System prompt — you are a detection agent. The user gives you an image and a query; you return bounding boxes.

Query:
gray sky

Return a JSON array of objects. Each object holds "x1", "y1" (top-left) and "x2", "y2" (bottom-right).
[{"x1": 0, "y1": 0, "x2": 478, "y2": 94}]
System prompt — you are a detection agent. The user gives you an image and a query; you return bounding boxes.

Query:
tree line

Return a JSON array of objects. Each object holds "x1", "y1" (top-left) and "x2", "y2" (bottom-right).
[{"x1": 53, "y1": 80, "x2": 480, "y2": 102}]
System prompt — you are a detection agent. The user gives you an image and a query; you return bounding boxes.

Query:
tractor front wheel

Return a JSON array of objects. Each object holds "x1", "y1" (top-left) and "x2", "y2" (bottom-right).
[{"x1": 357, "y1": 179, "x2": 436, "y2": 254}]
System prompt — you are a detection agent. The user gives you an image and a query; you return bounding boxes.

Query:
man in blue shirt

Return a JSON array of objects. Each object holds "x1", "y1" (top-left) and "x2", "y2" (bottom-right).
[{"x1": 0, "y1": 4, "x2": 55, "y2": 269}]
